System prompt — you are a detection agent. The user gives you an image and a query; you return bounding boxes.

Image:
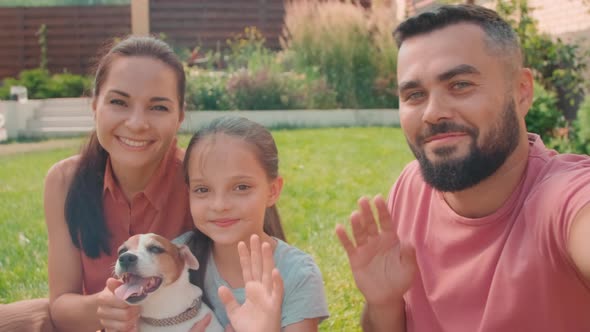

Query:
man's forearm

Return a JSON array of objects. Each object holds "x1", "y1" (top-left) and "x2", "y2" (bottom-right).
[{"x1": 361, "y1": 300, "x2": 406, "y2": 332}]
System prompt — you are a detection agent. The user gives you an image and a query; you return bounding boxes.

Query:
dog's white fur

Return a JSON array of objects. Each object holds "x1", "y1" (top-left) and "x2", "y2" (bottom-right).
[{"x1": 114, "y1": 233, "x2": 223, "y2": 332}]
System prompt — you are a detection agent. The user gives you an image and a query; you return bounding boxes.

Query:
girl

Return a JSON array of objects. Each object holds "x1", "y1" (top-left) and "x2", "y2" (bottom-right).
[
  {"x1": 43, "y1": 36, "x2": 194, "y2": 331},
  {"x1": 183, "y1": 116, "x2": 329, "y2": 331}
]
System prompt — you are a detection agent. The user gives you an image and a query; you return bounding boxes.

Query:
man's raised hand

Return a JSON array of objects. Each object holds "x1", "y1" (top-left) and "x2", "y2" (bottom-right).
[{"x1": 335, "y1": 195, "x2": 417, "y2": 306}]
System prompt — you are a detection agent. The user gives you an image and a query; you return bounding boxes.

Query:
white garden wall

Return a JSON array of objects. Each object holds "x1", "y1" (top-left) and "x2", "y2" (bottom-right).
[{"x1": 0, "y1": 98, "x2": 400, "y2": 139}]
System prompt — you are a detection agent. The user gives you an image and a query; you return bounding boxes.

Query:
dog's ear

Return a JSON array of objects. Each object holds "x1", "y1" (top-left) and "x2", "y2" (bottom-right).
[{"x1": 179, "y1": 244, "x2": 199, "y2": 271}]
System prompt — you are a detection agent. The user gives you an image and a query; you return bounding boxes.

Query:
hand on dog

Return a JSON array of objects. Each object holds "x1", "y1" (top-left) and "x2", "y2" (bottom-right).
[
  {"x1": 97, "y1": 277, "x2": 141, "y2": 332},
  {"x1": 336, "y1": 195, "x2": 418, "y2": 307},
  {"x1": 218, "y1": 234, "x2": 284, "y2": 332}
]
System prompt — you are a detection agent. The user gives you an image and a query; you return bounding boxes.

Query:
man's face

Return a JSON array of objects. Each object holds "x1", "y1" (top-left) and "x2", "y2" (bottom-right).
[{"x1": 397, "y1": 23, "x2": 522, "y2": 192}]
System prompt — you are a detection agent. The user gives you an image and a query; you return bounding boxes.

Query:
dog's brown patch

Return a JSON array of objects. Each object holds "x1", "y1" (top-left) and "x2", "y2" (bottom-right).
[
  {"x1": 119, "y1": 234, "x2": 141, "y2": 252},
  {"x1": 146, "y1": 234, "x2": 184, "y2": 284}
]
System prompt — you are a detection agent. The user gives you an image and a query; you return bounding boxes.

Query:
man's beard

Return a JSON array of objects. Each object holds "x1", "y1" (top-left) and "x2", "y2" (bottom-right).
[{"x1": 408, "y1": 98, "x2": 520, "y2": 192}]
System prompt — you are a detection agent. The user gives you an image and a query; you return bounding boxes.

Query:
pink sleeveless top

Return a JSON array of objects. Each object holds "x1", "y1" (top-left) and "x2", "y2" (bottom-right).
[
  {"x1": 80, "y1": 142, "x2": 194, "y2": 295},
  {"x1": 390, "y1": 134, "x2": 590, "y2": 331}
]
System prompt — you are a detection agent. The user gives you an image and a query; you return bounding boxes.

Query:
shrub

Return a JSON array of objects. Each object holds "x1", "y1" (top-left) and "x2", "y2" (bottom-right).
[
  {"x1": 186, "y1": 72, "x2": 233, "y2": 111},
  {"x1": 575, "y1": 96, "x2": 590, "y2": 153},
  {"x1": 497, "y1": 0, "x2": 587, "y2": 122},
  {"x1": 526, "y1": 82, "x2": 564, "y2": 142},
  {"x1": 46, "y1": 73, "x2": 91, "y2": 98},
  {"x1": 547, "y1": 96, "x2": 590, "y2": 154},
  {"x1": 369, "y1": 4, "x2": 400, "y2": 109},
  {"x1": 0, "y1": 68, "x2": 90, "y2": 100},
  {"x1": 12, "y1": 68, "x2": 52, "y2": 99},
  {"x1": 568, "y1": 96, "x2": 590, "y2": 154},
  {"x1": 226, "y1": 69, "x2": 305, "y2": 110},
  {"x1": 0, "y1": 78, "x2": 20, "y2": 99},
  {"x1": 185, "y1": 68, "x2": 338, "y2": 111},
  {"x1": 281, "y1": 0, "x2": 398, "y2": 109},
  {"x1": 301, "y1": 77, "x2": 338, "y2": 110},
  {"x1": 226, "y1": 27, "x2": 277, "y2": 72}
]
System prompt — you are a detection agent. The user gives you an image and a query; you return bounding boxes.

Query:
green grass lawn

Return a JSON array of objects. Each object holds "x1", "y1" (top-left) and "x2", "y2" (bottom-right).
[{"x1": 0, "y1": 127, "x2": 414, "y2": 331}]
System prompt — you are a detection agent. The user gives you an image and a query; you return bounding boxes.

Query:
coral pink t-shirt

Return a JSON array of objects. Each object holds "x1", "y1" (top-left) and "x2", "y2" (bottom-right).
[{"x1": 389, "y1": 134, "x2": 590, "y2": 332}]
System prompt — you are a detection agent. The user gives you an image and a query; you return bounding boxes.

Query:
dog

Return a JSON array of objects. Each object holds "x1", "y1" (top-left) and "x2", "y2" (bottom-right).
[{"x1": 114, "y1": 233, "x2": 223, "y2": 332}]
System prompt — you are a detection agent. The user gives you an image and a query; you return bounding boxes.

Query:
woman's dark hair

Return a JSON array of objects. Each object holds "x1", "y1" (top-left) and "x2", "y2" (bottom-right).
[
  {"x1": 65, "y1": 35, "x2": 186, "y2": 258},
  {"x1": 183, "y1": 116, "x2": 286, "y2": 297}
]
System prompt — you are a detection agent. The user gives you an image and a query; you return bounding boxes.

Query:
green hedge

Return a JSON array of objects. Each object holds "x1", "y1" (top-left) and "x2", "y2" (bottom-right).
[
  {"x1": 550, "y1": 96, "x2": 590, "y2": 154},
  {"x1": 526, "y1": 82, "x2": 564, "y2": 142},
  {"x1": 185, "y1": 69, "x2": 338, "y2": 111},
  {"x1": 0, "y1": 69, "x2": 91, "y2": 100}
]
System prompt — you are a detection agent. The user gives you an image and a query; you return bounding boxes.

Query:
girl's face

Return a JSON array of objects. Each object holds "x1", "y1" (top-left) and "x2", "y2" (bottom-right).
[
  {"x1": 93, "y1": 56, "x2": 184, "y2": 174},
  {"x1": 187, "y1": 133, "x2": 283, "y2": 246}
]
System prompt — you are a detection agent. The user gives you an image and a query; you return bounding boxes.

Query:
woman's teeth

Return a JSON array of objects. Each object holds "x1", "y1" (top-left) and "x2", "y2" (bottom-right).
[{"x1": 120, "y1": 137, "x2": 149, "y2": 147}]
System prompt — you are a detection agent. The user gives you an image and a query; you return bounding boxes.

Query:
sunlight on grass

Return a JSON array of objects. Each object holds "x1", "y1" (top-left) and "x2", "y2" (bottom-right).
[{"x1": 0, "y1": 127, "x2": 413, "y2": 331}]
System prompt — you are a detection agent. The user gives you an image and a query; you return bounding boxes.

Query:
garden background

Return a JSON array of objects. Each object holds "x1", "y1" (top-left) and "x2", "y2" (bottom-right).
[{"x1": 1, "y1": 0, "x2": 590, "y2": 331}]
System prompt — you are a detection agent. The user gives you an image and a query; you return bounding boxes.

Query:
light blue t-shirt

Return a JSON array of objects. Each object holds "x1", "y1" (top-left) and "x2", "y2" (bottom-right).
[{"x1": 204, "y1": 238, "x2": 330, "y2": 329}]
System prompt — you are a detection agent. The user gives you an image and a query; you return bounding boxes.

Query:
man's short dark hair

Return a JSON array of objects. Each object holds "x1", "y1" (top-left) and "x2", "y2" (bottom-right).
[{"x1": 394, "y1": 4, "x2": 522, "y2": 69}]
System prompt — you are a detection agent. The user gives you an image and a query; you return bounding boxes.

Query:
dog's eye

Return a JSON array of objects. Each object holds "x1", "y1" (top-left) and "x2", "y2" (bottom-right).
[
  {"x1": 118, "y1": 248, "x2": 128, "y2": 255},
  {"x1": 148, "y1": 245, "x2": 164, "y2": 254}
]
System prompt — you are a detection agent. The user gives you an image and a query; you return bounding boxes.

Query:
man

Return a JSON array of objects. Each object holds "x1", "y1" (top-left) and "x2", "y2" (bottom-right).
[{"x1": 336, "y1": 4, "x2": 590, "y2": 332}]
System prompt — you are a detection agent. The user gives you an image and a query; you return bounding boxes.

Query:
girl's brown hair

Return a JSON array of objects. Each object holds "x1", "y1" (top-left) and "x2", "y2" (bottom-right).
[{"x1": 183, "y1": 116, "x2": 286, "y2": 298}]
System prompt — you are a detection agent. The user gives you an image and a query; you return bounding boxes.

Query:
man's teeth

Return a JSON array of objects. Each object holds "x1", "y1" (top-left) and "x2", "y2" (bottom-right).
[{"x1": 119, "y1": 137, "x2": 149, "y2": 147}]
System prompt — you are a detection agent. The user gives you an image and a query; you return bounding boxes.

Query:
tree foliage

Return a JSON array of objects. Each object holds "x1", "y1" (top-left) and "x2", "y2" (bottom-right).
[{"x1": 496, "y1": 0, "x2": 588, "y2": 122}]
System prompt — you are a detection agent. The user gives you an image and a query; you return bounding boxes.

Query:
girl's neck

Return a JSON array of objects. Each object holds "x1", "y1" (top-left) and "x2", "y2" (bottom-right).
[{"x1": 212, "y1": 232, "x2": 277, "y2": 288}]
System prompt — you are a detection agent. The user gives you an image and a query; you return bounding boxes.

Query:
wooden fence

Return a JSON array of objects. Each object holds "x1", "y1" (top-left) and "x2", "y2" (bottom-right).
[
  {"x1": 0, "y1": 1, "x2": 287, "y2": 80},
  {"x1": 0, "y1": 5, "x2": 131, "y2": 79},
  {"x1": 150, "y1": 0, "x2": 285, "y2": 51}
]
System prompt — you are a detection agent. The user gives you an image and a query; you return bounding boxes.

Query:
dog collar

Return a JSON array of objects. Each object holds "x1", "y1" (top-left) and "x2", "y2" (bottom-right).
[{"x1": 141, "y1": 297, "x2": 202, "y2": 327}]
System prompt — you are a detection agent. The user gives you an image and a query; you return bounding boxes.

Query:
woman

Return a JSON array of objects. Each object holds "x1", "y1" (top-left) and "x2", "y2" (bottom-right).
[{"x1": 1, "y1": 36, "x2": 194, "y2": 332}]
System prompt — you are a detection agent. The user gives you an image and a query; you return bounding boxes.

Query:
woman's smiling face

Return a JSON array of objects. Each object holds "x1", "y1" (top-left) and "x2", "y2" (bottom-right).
[{"x1": 93, "y1": 56, "x2": 184, "y2": 173}]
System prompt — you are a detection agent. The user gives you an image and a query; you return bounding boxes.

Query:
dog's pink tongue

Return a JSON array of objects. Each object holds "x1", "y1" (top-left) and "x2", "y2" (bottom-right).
[{"x1": 114, "y1": 276, "x2": 149, "y2": 301}]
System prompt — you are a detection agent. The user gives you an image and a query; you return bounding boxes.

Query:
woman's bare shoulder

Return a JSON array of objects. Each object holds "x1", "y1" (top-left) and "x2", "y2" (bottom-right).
[{"x1": 45, "y1": 155, "x2": 81, "y2": 190}]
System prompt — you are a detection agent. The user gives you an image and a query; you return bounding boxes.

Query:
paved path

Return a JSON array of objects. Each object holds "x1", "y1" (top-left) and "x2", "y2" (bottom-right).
[{"x1": 0, "y1": 139, "x2": 81, "y2": 156}]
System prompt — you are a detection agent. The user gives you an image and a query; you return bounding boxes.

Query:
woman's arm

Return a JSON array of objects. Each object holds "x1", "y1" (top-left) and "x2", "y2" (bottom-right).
[
  {"x1": 45, "y1": 158, "x2": 102, "y2": 331},
  {"x1": 45, "y1": 158, "x2": 139, "y2": 332}
]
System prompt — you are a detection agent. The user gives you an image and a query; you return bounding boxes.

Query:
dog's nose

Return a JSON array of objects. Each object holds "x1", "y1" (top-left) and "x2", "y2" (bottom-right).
[{"x1": 118, "y1": 252, "x2": 138, "y2": 269}]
